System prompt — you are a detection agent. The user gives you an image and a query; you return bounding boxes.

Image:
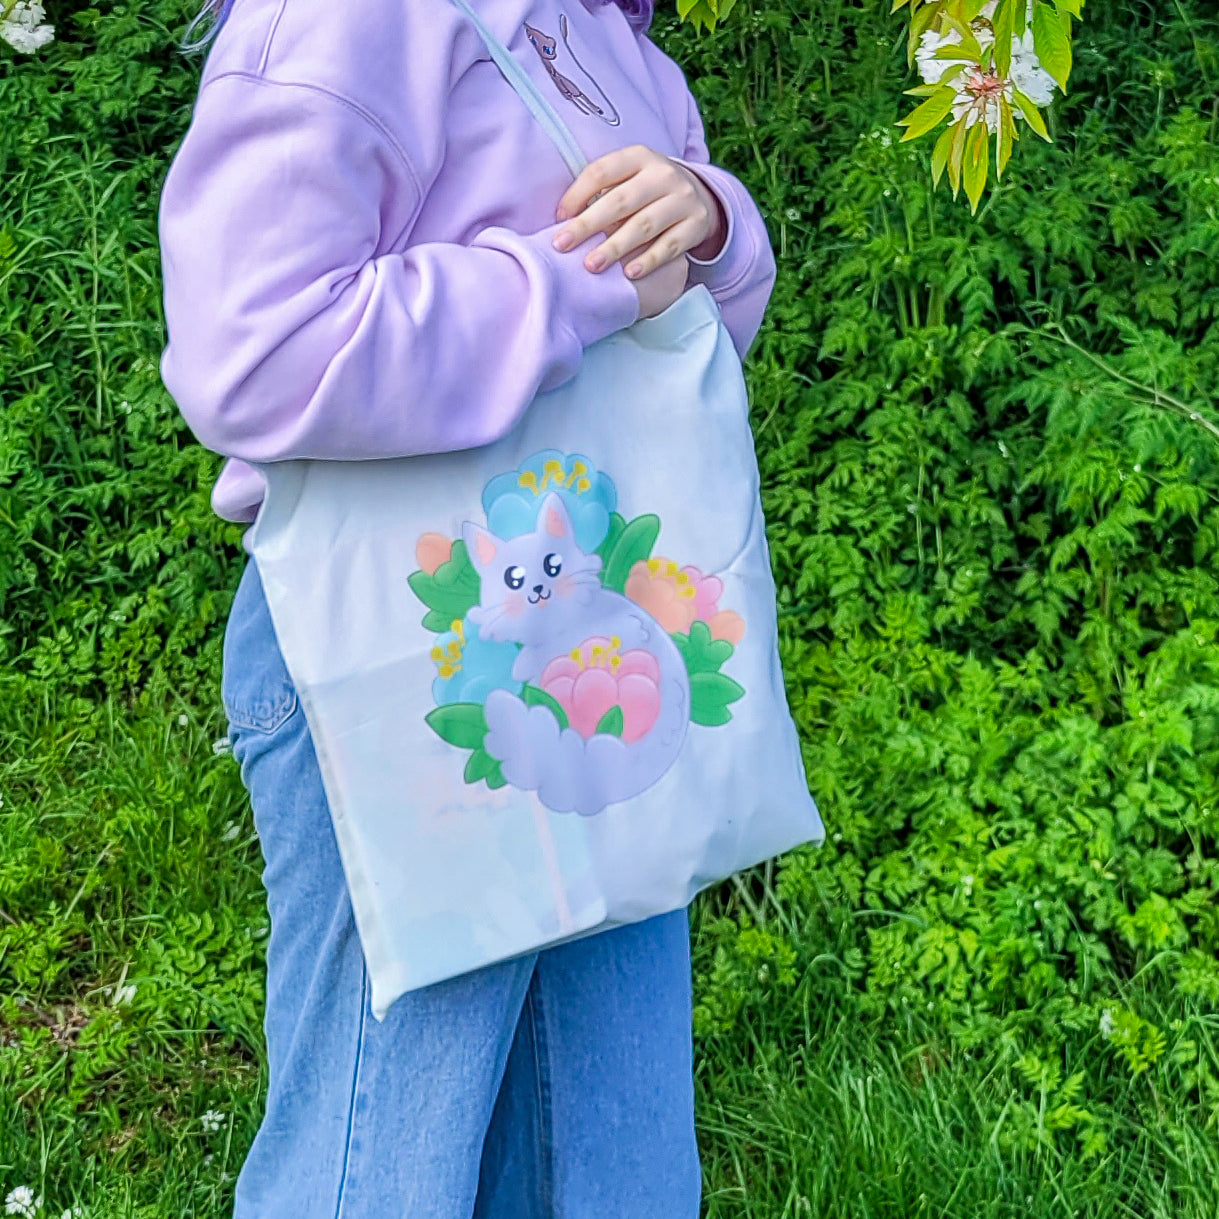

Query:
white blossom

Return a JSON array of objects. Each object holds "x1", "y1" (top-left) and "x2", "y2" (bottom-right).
[
  {"x1": 1098, "y1": 1008, "x2": 1115, "y2": 1037},
  {"x1": 915, "y1": 1, "x2": 1055, "y2": 132},
  {"x1": 211, "y1": 735, "x2": 233, "y2": 757},
  {"x1": 4, "y1": 1187, "x2": 42, "y2": 1218},
  {"x1": 221, "y1": 820, "x2": 241, "y2": 842},
  {"x1": 177, "y1": 713, "x2": 189, "y2": 727},
  {"x1": 1, "y1": 2, "x2": 55, "y2": 53},
  {"x1": 200, "y1": 1109, "x2": 226, "y2": 1133},
  {"x1": 1009, "y1": 31, "x2": 1055, "y2": 106}
]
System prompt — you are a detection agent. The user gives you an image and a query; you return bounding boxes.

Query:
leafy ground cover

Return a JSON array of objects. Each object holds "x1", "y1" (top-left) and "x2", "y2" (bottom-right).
[{"x1": 1, "y1": 0, "x2": 1217, "y2": 1214}]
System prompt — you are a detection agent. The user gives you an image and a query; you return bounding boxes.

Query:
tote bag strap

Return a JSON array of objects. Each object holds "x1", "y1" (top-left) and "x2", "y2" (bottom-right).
[{"x1": 447, "y1": 0, "x2": 589, "y2": 178}]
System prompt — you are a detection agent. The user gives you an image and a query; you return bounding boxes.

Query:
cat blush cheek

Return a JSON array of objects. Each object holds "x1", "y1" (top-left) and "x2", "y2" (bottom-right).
[
  {"x1": 504, "y1": 593, "x2": 527, "y2": 618},
  {"x1": 556, "y1": 575, "x2": 576, "y2": 598}
]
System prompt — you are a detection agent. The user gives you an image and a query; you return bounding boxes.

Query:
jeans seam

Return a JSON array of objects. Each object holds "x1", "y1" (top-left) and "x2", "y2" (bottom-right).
[
  {"x1": 526, "y1": 984, "x2": 556, "y2": 1219},
  {"x1": 333, "y1": 960, "x2": 369, "y2": 1219}
]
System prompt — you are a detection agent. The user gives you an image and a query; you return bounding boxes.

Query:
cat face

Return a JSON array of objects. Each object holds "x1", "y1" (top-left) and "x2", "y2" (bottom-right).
[
  {"x1": 464, "y1": 494, "x2": 602, "y2": 646},
  {"x1": 524, "y1": 22, "x2": 558, "y2": 60}
]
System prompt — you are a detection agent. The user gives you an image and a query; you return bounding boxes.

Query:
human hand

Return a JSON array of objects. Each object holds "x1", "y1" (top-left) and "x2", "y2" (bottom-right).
[{"x1": 551, "y1": 145, "x2": 727, "y2": 284}]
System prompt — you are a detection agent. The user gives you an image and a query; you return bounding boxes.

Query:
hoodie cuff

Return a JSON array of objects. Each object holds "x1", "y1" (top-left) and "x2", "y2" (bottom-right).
[
  {"x1": 671, "y1": 158, "x2": 755, "y2": 286},
  {"x1": 528, "y1": 222, "x2": 641, "y2": 350}
]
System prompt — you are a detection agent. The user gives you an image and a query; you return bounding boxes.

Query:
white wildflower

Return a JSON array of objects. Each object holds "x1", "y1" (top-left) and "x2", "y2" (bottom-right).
[
  {"x1": 4, "y1": 1187, "x2": 42, "y2": 1218},
  {"x1": 178, "y1": 713, "x2": 189, "y2": 727},
  {"x1": 211, "y1": 735, "x2": 232, "y2": 757},
  {"x1": 951, "y1": 66, "x2": 1012, "y2": 134},
  {"x1": 113, "y1": 983, "x2": 136, "y2": 1006},
  {"x1": 784, "y1": 207, "x2": 800, "y2": 222},
  {"x1": 915, "y1": 1, "x2": 1055, "y2": 133},
  {"x1": 1, "y1": 1, "x2": 55, "y2": 53},
  {"x1": 1099, "y1": 1008, "x2": 1115, "y2": 1037},
  {"x1": 915, "y1": 29, "x2": 971, "y2": 87},
  {"x1": 200, "y1": 1109, "x2": 226, "y2": 1133},
  {"x1": 1009, "y1": 31, "x2": 1055, "y2": 106},
  {"x1": 221, "y1": 820, "x2": 241, "y2": 842}
]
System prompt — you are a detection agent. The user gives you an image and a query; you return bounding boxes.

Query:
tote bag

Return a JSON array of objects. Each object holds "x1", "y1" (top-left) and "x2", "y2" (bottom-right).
[{"x1": 245, "y1": 0, "x2": 824, "y2": 1020}]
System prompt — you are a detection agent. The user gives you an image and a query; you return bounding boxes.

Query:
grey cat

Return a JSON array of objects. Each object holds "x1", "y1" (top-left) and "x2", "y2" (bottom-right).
[{"x1": 463, "y1": 493, "x2": 688, "y2": 815}]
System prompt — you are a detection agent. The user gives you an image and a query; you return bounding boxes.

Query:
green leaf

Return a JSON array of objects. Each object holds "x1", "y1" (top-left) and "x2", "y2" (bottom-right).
[
  {"x1": 946, "y1": 116, "x2": 969, "y2": 196},
  {"x1": 520, "y1": 684, "x2": 569, "y2": 731},
  {"x1": 672, "y1": 621, "x2": 735, "y2": 677},
  {"x1": 898, "y1": 85, "x2": 956, "y2": 142},
  {"x1": 594, "y1": 706, "x2": 624, "y2": 736},
  {"x1": 930, "y1": 124, "x2": 954, "y2": 187},
  {"x1": 996, "y1": 95, "x2": 1016, "y2": 179},
  {"x1": 422, "y1": 608, "x2": 456, "y2": 634},
  {"x1": 464, "y1": 747, "x2": 504, "y2": 789},
  {"x1": 1031, "y1": 2, "x2": 1071, "y2": 91},
  {"x1": 601, "y1": 514, "x2": 660, "y2": 594},
  {"x1": 906, "y1": 1, "x2": 942, "y2": 65},
  {"x1": 1011, "y1": 87, "x2": 1052, "y2": 140},
  {"x1": 963, "y1": 121, "x2": 989, "y2": 214},
  {"x1": 595, "y1": 511, "x2": 627, "y2": 568},
  {"x1": 690, "y1": 672, "x2": 745, "y2": 728},
  {"x1": 408, "y1": 540, "x2": 480, "y2": 627},
  {"x1": 992, "y1": 0, "x2": 1014, "y2": 76},
  {"x1": 425, "y1": 702, "x2": 487, "y2": 750}
]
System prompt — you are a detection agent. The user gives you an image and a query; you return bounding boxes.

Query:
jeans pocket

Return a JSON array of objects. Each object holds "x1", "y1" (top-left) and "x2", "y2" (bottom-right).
[{"x1": 221, "y1": 560, "x2": 301, "y2": 737}]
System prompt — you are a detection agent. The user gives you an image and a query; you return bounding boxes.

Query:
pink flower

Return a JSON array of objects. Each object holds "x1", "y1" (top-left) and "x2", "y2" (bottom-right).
[
  {"x1": 624, "y1": 558, "x2": 745, "y2": 646},
  {"x1": 539, "y1": 636, "x2": 661, "y2": 742}
]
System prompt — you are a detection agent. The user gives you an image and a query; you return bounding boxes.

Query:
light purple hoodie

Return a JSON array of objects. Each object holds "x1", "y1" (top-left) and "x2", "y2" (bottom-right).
[{"x1": 158, "y1": 0, "x2": 777, "y2": 535}]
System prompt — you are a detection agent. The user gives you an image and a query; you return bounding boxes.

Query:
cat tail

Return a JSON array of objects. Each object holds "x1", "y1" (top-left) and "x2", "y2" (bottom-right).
[{"x1": 482, "y1": 685, "x2": 686, "y2": 816}]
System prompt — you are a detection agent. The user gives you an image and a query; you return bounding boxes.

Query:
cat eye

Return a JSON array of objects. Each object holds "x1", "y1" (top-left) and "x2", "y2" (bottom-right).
[
  {"x1": 543, "y1": 553, "x2": 562, "y2": 578},
  {"x1": 504, "y1": 565, "x2": 526, "y2": 590}
]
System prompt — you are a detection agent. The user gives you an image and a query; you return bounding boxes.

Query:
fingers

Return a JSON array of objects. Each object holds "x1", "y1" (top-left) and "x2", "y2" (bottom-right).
[
  {"x1": 577, "y1": 197, "x2": 686, "y2": 271},
  {"x1": 621, "y1": 217, "x2": 706, "y2": 280},
  {"x1": 550, "y1": 146, "x2": 713, "y2": 278},
  {"x1": 553, "y1": 174, "x2": 665, "y2": 259},
  {"x1": 555, "y1": 145, "x2": 650, "y2": 223}
]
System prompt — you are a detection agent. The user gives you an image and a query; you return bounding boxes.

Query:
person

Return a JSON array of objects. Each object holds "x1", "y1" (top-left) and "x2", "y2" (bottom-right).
[{"x1": 157, "y1": 0, "x2": 776, "y2": 1213}]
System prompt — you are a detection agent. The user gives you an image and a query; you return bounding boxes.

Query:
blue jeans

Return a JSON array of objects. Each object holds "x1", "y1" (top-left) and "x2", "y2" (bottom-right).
[{"x1": 221, "y1": 559, "x2": 701, "y2": 1217}]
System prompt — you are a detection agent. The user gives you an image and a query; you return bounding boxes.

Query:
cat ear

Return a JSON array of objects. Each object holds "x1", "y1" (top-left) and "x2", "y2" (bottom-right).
[
  {"x1": 540, "y1": 492, "x2": 572, "y2": 541},
  {"x1": 461, "y1": 521, "x2": 498, "y2": 570}
]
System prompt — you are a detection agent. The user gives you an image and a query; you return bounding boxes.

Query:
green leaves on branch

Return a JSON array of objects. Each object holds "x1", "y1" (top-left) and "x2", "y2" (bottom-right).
[
  {"x1": 676, "y1": 0, "x2": 738, "y2": 32},
  {"x1": 893, "y1": 0, "x2": 1082, "y2": 211}
]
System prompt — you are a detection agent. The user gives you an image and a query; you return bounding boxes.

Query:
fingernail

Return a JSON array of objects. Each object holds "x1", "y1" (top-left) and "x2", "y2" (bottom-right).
[
  {"x1": 587, "y1": 253, "x2": 606, "y2": 272},
  {"x1": 555, "y1": 206, "x2": 568, "y2": 222},
  {"x1": 553, "y1": 232, "x2": 574, "y2": 253},
  {"x1": 626, "y1": 262, "x2": 643, "y2": 279}
]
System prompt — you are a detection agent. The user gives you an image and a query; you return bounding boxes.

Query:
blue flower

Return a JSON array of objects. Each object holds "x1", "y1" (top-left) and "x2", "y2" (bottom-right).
[
  {"x1": 482, "y1": 450, "x2": 617, "y2": 554},
  {"x1": 431, "y1": 617, "x2": 521, "y2": 707}
]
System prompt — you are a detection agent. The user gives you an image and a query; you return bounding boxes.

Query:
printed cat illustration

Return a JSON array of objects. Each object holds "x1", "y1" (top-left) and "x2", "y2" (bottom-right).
[
  {"x1": 524, "y1": 16, "x2": 621, "y2": 126},
  {"x1": 463, "y1": 493, "x2": 688, "y2": 816}
]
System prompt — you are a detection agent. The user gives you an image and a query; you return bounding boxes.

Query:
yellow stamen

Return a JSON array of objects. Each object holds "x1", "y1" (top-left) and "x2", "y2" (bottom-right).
[{"x1": 518, "y1": 471, "x2": 539, "y2": 495}]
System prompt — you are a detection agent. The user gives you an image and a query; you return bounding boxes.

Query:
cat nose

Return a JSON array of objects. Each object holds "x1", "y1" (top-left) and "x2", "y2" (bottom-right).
[{"x1": 533, "y1": 584, "x2": 545, "y2": 596}]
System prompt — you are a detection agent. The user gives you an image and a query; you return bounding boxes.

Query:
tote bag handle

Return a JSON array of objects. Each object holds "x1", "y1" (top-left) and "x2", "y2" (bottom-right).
[{"x1": 447, "y1": 0, "x2": 590, "y2": 178}]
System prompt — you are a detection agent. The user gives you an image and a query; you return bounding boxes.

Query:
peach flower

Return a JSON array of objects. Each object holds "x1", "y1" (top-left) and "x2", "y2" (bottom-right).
[
  {"x1": 624, "y1": 558, "x2": 745, "y2": 646},
  {"x1": 415, "y1": 532, "x2": 452, "y2": 576}
]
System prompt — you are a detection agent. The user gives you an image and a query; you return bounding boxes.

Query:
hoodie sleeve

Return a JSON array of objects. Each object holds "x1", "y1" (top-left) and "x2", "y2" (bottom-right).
[
  {"x1": 638, "y1": 39, "x2": 777, "y2": 357},
  {"x1": 158, "y1": 72, "x2": 639, "y2": 465}
]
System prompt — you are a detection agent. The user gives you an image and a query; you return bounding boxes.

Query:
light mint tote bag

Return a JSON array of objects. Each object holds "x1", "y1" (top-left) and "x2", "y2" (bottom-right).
[{"x1": 245, "y1": 0, "x2": 824, "y2": 1020}]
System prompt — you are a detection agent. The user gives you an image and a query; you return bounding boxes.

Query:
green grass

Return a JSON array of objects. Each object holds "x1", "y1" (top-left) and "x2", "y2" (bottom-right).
[{"x1": 3, "y1": 0, "x2": 1219, "y2": 1213}]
